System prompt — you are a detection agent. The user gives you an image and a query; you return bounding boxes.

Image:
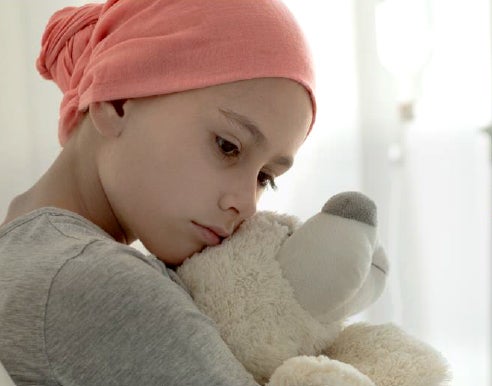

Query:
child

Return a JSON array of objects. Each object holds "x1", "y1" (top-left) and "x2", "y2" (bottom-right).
[{"x1": 0, "y1": 1, "x2": 315, "y2": 385}]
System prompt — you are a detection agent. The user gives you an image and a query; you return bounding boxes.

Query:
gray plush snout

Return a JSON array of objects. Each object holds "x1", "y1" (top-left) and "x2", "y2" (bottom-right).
[{"x1": 322, "y1": 191, "x2": 377, "y2": 226}]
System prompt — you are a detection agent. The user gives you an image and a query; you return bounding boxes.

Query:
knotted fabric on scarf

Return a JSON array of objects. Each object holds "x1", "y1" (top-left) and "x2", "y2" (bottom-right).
[{"x1": 37, "y1": 0, "x2": 316, "y2": 146}]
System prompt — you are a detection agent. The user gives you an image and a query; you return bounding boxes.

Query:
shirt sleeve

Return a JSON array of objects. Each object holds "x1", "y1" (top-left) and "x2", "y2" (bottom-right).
[{"x1": 44, "y1": 240, "x2": 259, "y2": 386}]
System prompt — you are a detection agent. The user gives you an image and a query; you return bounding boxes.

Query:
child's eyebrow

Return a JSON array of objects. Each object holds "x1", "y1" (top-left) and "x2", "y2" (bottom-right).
[
  {"x1": 219, "y1": 108, "x2": 264, "y2": 144},
  {"x1": 218, "y1": 108, "x2": 293, "y2": 169}
]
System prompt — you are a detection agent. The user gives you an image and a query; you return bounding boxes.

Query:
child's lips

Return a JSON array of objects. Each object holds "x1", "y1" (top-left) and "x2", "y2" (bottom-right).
[
  {"x1": 205, "y1": 225, "x2": 231, "y2": 239},
  {"x1": 192, "y1": 222, "x2": 229, "y2": 246}
]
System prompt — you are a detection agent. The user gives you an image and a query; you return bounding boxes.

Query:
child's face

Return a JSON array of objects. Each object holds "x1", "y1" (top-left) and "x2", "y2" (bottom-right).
[{"x1": 96, "y1": 78, "x2": 312, "y2": 265}]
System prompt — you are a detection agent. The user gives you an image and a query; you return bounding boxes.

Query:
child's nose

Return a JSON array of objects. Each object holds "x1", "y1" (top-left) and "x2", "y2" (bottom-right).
[{"x1": 219, "y1": 177, "x2": 258, "y2": 219}]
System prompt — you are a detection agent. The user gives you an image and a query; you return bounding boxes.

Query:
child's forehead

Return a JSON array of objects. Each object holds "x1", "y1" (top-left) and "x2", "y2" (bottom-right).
[{"x1": 136, "y1": 78, "x2": 295, "y2": 109}]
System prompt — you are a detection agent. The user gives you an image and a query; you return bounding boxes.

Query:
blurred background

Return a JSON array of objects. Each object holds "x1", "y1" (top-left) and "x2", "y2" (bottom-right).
[{"x1": 1, "y1": 1, "x2": 490, "y2": 385}]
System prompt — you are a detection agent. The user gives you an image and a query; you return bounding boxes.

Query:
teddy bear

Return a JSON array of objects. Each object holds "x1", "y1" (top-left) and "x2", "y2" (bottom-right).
[{"x1": 176, "y1": 191, "x2": 450, "y2": 386}]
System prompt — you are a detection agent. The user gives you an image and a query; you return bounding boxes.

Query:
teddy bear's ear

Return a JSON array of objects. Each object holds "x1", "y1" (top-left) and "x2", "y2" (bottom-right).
[{"x1": 275, "y1": 192, "x2": 389, "y2": 324}]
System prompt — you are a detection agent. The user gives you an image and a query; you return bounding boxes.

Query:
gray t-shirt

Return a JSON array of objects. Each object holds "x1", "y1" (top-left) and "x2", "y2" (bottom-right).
[{"x1": 0, "y1": 207, "x2": 258, "y2": 386}]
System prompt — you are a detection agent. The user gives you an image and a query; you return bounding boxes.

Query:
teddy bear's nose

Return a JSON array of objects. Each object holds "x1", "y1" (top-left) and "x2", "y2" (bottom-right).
[{"x1": 321, "y1": 191, "x2": 377, "y2": 226}]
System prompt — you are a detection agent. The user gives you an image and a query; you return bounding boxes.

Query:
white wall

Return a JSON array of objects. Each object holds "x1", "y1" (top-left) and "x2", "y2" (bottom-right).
[
  {"x1": 259, "y1": 0, "x2": 361, "y2": 217},
  {"x1": 0, "y1": 0, "x2": 89, "y2": 220}
]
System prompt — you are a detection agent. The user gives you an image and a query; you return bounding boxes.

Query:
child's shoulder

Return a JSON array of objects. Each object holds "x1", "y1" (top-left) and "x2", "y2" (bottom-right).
[
  {"x1": 0, "y1": 206, "x2": 172, "y2": 297},
  {"x1": 1, "y1": 207, "x2": 155, "y2": 267},
  {"x1": 0, "y1": 206, "x2": 113, "y2": 255}
]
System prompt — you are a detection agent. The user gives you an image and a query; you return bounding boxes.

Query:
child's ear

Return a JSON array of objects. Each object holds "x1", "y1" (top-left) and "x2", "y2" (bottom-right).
[{"x1": 88, "y1": 100, "x2": 128, "y2": 138}]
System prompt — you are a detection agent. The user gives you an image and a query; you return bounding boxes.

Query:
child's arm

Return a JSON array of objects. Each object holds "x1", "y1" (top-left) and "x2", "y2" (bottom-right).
[{"x1": 44, "y1": 241, "x2": 259, "y2": 386}]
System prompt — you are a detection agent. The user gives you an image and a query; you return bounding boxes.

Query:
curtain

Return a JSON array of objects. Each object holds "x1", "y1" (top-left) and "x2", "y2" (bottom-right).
[{"x1": 275, "y1": 1, "x2": 491, "y2": 385}]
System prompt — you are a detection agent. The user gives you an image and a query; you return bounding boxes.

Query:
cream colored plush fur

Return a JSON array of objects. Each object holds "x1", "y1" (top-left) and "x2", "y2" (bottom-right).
[
  {"x1": 178, "y1": 212, "x2": 342, "y2": 384},
  {"x1": 326, "y1": 323, "x2": 450, "y2": 386},
  {"x1": 176, "y1": 192, "x2": 450, "y2": 386}
]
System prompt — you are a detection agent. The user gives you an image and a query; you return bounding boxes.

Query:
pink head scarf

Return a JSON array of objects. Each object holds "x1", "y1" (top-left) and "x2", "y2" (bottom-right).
[{"x1": 37, "y1": 0, "x2": 316, "y2": 146}]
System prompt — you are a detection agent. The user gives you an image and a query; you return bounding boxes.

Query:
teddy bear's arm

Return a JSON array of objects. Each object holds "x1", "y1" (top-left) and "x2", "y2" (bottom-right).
[
  {"x1": 267, "y1": 355, "x2": 375, "y2": 386},
  {"x1": 325, "y1": 323, "x2": 451, "y2": 386}
]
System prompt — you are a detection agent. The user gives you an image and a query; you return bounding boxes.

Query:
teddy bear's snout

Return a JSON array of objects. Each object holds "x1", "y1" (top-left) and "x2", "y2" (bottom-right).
[{"x1": 322, "y1": 191, "x2": 377, "y2": 226}]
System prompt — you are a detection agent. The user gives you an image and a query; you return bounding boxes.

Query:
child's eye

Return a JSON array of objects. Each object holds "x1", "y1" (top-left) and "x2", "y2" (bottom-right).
[
  {"x1": 216, "y1": 136, "x2": 240, "y2": 157},
  {"x1": 258, "y1": 171, "x2": 277, "y2": 190}
]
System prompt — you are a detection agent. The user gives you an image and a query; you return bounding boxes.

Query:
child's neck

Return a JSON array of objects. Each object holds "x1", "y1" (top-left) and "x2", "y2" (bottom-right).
[{"x1": 1, "y1": 133, "x2": 130, "y2": 245}]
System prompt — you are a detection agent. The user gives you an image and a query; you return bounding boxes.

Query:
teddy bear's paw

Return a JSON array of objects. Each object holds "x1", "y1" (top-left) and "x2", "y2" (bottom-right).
[
  {"x1": 326, "y1": 323, "x2": 451, "y2": 386},
  {"x1": 322, "y1": 192, "x2": 377, "y2": 227},
  {"x1": 267, "y1": 355, "x2": 375, "y2": 386}
]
